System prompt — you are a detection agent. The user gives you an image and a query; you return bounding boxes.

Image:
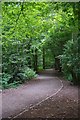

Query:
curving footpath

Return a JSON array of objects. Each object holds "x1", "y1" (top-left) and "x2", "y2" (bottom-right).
[{"x1": 2, "y1": 69, "x2": 63, "y2": 119}]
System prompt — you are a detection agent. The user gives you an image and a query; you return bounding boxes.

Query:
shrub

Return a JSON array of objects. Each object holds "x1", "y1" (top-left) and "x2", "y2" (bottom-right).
[
  {"x1": 61, "y1": 39, "x2": 79, "y2": 84},
  {"x1": 2, "y1": 67, "x2": 37, "y2": 89},
  {"x1": 2, "y1": 73, "x2": 12, "y2": 88},
  {"x1": 22, "y1": 67, "x2": 37, "y2": 80}
]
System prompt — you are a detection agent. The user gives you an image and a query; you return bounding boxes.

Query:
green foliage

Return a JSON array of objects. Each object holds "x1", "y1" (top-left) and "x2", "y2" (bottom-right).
[
  {"x1": 22, "y1": 67, "x2": 37, "y2": 80},
  {"x1": 2, "y1": 73, "x2": 11, "y2": 84},
  {"x1": 1, "y1": 73, "x2": 11, "y2": 88},
  {"x1": 1, "y1": 2, "x2": 79, "y2": 88},
  {"x1": 61, "y1": 39, "x2": 79, "y2": 84},
  {"x1": 2, "y1": 67, "x2": 37, "y2": 89}
]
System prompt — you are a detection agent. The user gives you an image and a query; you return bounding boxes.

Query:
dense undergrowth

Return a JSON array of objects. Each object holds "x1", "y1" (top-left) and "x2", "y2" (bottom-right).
[
  {"x1": 61, "y1": 39, "x2": 80, "y2": 84},
  {"x1": 1, "y1": 67, "x2": 37, "y2": 89}
]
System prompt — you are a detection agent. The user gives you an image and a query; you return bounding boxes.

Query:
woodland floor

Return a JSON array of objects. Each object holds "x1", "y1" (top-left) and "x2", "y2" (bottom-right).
[{"x1": 1, "y1": 69, "x2": 79, "y2": 120}]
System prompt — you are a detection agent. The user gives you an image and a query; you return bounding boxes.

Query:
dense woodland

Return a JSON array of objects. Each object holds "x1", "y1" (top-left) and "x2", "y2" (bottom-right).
[{"x1": 0, "y1": 2, "x2": 80, "y2": 88}]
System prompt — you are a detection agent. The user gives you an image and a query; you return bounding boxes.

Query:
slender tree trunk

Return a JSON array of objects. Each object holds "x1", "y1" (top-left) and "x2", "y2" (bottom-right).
[
  {"x1": 43, "y1": 47, "x2": 45, "y2": 69},
  {"x1": 55, "y1": 57, "x2": 58, "y2": 70},
  {"x1": 78, "y1": 2, "x2": 80, "y2": 34},
  {"x1": 27, "y1": 42, "x2": 31, "y2": 68},
  {"x1": 77, "y1": 2, "x2": 80, "y2": 84},
  {"x1": 33, "y1": 48, "x2": 38, "y2": 73},
  {"x1": 35, "y1": 48, "x2": 38, "y2": 72}
]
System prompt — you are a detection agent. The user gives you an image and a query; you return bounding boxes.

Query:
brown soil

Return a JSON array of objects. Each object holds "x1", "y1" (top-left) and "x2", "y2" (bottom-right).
[{"x1": 2, "y1": 69, "x2": 79, "y2": 119}]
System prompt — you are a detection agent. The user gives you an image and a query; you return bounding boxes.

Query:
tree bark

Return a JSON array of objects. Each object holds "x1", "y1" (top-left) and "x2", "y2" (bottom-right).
[
  {"x1": 33, "y1": 48, "x2": 38, "y2": 73},
  {"x1": 27, "y1": 41, "x2": 31, "y2": 68},
  {"x1": 43, "y1": 47, "x2": 45, "y2": 69},
  {"x1": 77, "y1": 2, "x2": 80, "y2": 84}
]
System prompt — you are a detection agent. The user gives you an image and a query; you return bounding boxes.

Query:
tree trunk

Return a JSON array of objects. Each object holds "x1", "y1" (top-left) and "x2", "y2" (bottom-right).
[
  {"x1": 77, "y1": 2, "x2": 80, "y2": 84},
  {"x1": 33, "y1": 48, "x2": 38, "y2": 73},
  {"x1": 27, "y1": 42, "x2": 31, "y2": 68},
  {"x1": 43, "y1": 47, "x2": 45, "y2": 69}
]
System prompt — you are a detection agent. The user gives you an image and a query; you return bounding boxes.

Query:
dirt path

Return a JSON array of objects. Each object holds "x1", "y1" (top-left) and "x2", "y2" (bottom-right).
[
  {"x1": 18, "y1": 78, "x2": 78, "y2": 119},
  {"x1": 2, "y1": 69, "x2": 63, "y2": 119},
  {"x1": 16, "y1": 72, "x2": 79, "y2": 119}
]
